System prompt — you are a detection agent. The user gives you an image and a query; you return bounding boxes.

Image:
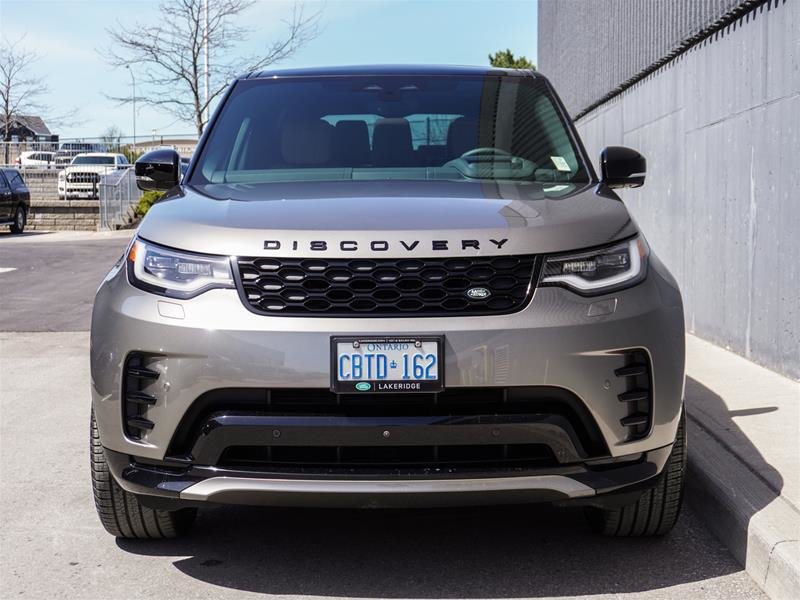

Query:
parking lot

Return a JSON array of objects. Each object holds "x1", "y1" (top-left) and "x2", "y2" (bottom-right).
[{"x1": 0, "y1": 231, "x2": 767, "y2": 599}]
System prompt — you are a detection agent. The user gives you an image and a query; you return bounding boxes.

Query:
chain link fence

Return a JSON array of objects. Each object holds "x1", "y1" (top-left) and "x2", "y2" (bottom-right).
[{"x1": 98, "y1": 167, "x2": 143, "y2": 230}]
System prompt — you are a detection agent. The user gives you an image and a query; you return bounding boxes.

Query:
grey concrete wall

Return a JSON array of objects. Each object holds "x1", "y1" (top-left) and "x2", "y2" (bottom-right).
[
  {"x1": 569, "y1": 0, "x2": 799, "y2": 379},
  {"x1": 539, "y1": 0, "x2": 765, "y2": 116}
]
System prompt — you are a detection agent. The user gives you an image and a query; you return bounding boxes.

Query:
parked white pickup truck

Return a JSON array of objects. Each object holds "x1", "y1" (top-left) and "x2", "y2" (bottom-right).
[{"x1": 58, "y1": 153, "x2": 130, "y2": 199}]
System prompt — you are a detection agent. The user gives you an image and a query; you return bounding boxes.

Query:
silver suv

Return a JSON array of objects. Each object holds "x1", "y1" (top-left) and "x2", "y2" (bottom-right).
[{"x1": 90, "y1": 66, "x2": 686, "y2": 539}]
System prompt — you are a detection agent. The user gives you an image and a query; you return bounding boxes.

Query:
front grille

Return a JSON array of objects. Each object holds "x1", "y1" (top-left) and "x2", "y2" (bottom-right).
[
  {"x1": 66, "y1": 172, "x2": 100, "y2": 183},
  {"x1": 235, "y1": 255, "x2": 539, "y2": 316}
]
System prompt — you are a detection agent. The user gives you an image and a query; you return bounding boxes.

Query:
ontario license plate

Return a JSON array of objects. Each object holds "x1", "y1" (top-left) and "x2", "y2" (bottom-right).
[{"x1": 331, "y1": 336, "x2": 444, "y2": 393}]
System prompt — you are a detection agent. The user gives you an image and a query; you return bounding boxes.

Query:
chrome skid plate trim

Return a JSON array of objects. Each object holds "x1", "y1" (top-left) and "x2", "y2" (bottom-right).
[{"x1": 179, "y1": 475, "x2": 596, "y2": 501}]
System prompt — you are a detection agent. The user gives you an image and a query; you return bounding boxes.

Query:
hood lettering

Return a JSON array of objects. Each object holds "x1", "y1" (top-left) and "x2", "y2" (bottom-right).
[
  {"x1": 370, "y1": 241, "x2": 389, "y2": 251},
  {"x1": 263, "y1": 238, "x2": 510, "y2": 253}
]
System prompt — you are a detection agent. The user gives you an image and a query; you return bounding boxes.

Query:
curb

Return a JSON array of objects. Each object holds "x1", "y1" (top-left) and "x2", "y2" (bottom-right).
[{"x1": 685, "y1": 414, "x2": 800, "y2": 599}]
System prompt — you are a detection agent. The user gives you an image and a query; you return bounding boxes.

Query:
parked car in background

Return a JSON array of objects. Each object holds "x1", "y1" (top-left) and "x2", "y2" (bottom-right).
[
  {"x1": 16, "y1": 151, "x2": 56, "y2": 168},
  {"x1": 58, "y1": 153, "x2": 130, "y2": 199},
  {"x1": 0, "y1": 168, "x2": 31, "y2": 234},
  {"x1": 54, "y1": 142, "x2": 107, "y2": 168}
]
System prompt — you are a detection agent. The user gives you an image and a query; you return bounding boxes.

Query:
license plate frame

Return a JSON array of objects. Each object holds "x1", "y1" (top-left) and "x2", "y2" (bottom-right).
[{"x1": 330, "y1": 336, "x2": 444, "y2": 393}]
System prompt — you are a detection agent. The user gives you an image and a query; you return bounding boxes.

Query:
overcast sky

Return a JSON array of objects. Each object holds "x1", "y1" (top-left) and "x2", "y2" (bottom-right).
[{"x1": 1, "y1": 0, "x2": 538, "y2": 140}]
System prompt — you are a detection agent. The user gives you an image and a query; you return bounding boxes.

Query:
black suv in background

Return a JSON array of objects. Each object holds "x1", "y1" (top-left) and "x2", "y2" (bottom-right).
[{"x1": 0, "y1": 168, "x2": 30, "y2": 234}]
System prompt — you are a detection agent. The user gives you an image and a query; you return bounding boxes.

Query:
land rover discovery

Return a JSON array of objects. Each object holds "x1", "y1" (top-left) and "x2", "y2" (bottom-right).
[{"x1": 90, "y1": 66, "x2": 686, "y2": 539}]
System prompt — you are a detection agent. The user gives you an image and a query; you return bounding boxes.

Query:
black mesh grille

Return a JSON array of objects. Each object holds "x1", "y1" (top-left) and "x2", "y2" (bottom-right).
[{"x1": 235, "y1": 255, "x2": 538, "y2": 316}]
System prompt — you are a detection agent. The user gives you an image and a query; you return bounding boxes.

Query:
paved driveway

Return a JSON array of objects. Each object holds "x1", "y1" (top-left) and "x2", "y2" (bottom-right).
[
  {"x1": 0, "y1": 232, "x2": 766, "y2": 599},
  {"x1": 0, "y1": 231, "x2": 133, "y2": 331}
]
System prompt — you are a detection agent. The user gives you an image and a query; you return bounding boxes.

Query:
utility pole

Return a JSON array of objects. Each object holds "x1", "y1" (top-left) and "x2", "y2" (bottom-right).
[
  {"x1": 203, "y1": 0, "x2": 210, "y2": 128},
  {"x1": 125, "y1": 65, "x2": 137, "y2": 153}
]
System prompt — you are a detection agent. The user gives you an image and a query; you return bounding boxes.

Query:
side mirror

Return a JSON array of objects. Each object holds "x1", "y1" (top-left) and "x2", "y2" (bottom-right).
[
  {"x1": 600, "y1": 146, "x2": 646, "y2": 189},
  {"x1": 135, "y1": 149, "x2": 180, "y2": 191}
]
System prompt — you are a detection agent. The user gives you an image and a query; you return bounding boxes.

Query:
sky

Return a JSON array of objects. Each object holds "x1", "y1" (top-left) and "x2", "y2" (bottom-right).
[{"x1": 0, "y1": 0, "x2": 538, "y2": 140}]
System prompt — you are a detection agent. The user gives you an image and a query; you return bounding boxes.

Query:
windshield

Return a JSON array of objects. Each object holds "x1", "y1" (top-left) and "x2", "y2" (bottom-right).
[
  {"x1": 189, "y1": 75, "x2": 590, "y2": 186},
  {"x1": 71, "y1": 156, "x2": 114, "y2": 165}
]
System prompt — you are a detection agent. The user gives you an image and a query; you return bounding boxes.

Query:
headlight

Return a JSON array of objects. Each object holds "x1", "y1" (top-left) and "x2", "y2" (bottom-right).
[
  {"x1": 541, "y1": 236, "x2": 649, "y2": 295},
  {"x1": 127, "y1": 238, "x2": 234, "y2": 298}
]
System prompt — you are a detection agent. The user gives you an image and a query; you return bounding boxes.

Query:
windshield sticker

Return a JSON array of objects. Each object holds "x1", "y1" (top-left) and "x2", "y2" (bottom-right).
[{"x1": 550, "y1": 156, "x2": 571, "y2": 172}]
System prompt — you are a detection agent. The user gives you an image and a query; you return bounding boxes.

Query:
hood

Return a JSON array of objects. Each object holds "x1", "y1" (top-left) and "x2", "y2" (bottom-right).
[
  {"x1": 137, "y1": 180, "x2": 637, "y2": 258},
  {"x1": 63, "y1": 164, "x2": 117, "y2": 173}
]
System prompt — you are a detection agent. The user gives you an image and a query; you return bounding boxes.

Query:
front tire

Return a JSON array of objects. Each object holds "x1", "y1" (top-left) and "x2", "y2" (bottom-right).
[
  {"x1": 10, "y1": 206, "x2": 25, "y2": 234},
  {"x1": 90, "y1": 410, "x2": 196, "y2": 538},
  {"x1": 585, "y1": 409, "x2": 687, "y2": 536}
]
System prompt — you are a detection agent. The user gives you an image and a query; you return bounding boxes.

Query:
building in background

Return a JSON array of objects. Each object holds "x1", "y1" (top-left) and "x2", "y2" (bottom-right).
[
  {"x1": 0, "y1": 115, "x2": 58, "y2": 143},
  {"x1": 539, "y1": 0, "x2": 799, "y2": 379},
  {"x1": 131, "y1": 138, "x2": 198, "y2": 158}
]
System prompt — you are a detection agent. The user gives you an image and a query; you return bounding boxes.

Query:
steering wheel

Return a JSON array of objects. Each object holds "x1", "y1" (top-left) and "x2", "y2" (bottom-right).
[{"x1": 459, "y1": 147, "x2": 514, "y2": 161}]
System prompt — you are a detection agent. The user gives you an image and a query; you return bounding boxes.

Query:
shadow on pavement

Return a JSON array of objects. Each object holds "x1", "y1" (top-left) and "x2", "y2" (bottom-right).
[
  {"x1": 118, "y1": 501, "x2": 742, "y2": 597},
  {"x1": 684, "y1": 376, "x2": 784, "y2": 568}
]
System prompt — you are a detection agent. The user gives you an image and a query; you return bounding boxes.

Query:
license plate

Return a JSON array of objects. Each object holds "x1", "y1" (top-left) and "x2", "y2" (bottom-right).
[{"x1": 331, "y1": 336, "x2": 444, "y2": 393}]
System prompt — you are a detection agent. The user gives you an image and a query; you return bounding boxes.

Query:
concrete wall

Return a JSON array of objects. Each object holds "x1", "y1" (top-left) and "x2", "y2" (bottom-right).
[
  {"x1": 28, "y1": 200, "x2": 100, "y2": 231},
  {"x1": 19, "y1": 169, "x2": 59, "y2": 201},
  {"x1": 544, "y1": 0, "x2": 799, "y2": 378},
  {"x1": 538, "y1": 0, "x2": 765, "y2": 117}
]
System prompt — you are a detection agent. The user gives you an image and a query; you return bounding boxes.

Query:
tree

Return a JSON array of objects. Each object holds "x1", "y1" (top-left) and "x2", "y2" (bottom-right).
[
  {"x1": 488, "y1": 49, "x2": 536, "y2": 70},
  {"x1": 0, "y1": 35, "x2": 48, "y2": 145},
  {"x1": 100, "y1": 125, "x2": 125, "y2": 152},
  {"x1": 104, "y1": 0, "x2": 322, "y2": 136}
]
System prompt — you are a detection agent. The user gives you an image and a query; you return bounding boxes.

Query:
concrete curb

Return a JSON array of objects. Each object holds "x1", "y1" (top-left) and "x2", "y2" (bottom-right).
[{"x1": 685, "y1": 413, "x2": 800, "y2": 599}]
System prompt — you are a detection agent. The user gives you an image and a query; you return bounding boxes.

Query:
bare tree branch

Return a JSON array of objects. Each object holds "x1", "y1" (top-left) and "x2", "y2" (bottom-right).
[
  {"x1": 102, "y1": 0, "x2": 322, "y2": 136},
  {"x1": 0, "y1": 35, "x2": 48, "y2": 141},
  {"x1": 0, "y1": 34, "x2": 85, "y2": 162}
]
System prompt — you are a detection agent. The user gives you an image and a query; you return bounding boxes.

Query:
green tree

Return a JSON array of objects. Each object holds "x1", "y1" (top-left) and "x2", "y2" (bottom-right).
[{"x1": 488, "y1": 49, "x2": 535, "y2": 70}]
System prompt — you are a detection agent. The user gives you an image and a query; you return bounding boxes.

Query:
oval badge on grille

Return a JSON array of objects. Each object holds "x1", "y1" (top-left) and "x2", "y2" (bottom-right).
[{"x1": 466, "y1": 287, "x2": 491, "y2": 300}]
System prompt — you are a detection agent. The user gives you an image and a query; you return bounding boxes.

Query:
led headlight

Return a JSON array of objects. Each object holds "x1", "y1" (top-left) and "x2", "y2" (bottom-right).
[
  {"x1": 127, "y1": 238, "x2": 234, "y2": 298},
  {"x1": 541, "y1": 236, "x2": 649, "y2": 295}
]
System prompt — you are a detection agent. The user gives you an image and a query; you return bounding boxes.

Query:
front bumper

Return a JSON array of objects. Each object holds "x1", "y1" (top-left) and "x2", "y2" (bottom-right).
[
  {"x1": 104, "y1": 444, "x2": 673, "y2": 508},
  {"x1": 91, "y1": 252, "x2": 684, "y2": 504}
]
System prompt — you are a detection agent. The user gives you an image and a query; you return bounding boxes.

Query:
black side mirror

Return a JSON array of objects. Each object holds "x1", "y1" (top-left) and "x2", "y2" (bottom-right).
[
  {"x1": 135, "y1": 149, "x2": 180, "y2": 191},
  {"x1": 600, "y1": 146, "x2": 646, "y2": 189}
]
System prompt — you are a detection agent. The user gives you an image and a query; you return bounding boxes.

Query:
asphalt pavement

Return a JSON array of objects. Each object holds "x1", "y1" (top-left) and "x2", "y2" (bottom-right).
[
  {"x1": 0, "y1": 230, "x2": 133, "y2": 331},
  {"x1": 0, "y1": 231, "x2": 768, "y2": 599}
]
